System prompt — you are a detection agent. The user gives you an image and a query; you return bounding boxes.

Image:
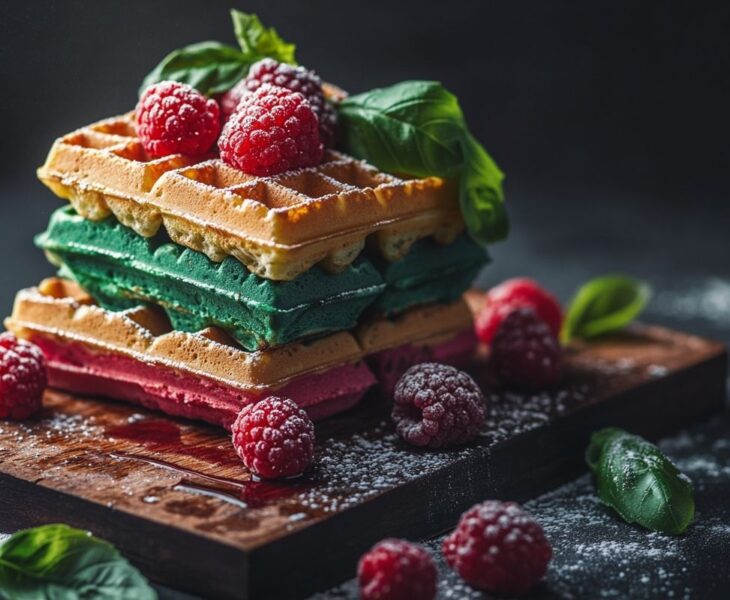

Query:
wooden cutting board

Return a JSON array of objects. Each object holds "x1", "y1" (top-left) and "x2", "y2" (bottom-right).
[{"x1": 0, "y1": 324, "x2": 725, "y2": 599}]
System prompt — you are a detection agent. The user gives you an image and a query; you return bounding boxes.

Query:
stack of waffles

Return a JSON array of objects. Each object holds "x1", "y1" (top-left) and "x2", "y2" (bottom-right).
[{"x1": 5, "y1": 113, "x2": 487, "y2": 428}]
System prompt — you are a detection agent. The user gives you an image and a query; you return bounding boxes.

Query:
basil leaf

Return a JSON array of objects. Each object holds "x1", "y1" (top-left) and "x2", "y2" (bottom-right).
[
  {"x1": 562, "y1": 275, "x2": 651, "y2": 342},
  {"x1": 461, "y1": 133, "x2": 509, "y2": 243},
  {"x1": 139, "y1": 41, "x2": 248, "y2": 96},
  {"x1": 338, "y1": 80, "x2": 507, "y2": 244},
  {"x1": 339, "y1": 81, "x2": 465, "y2": 177},
  {"x1": 140, "y1": 10, "x2": 296, "y2": 96},
  {"x1": 230, "y1": 9, "x2": 296, "y2": 65},
  {"x1": 0, "y1": 524, "x2": 157, "y2": 599},
  {"x1": 586, "y1": 428, "x2": 695, "y2": 535}
]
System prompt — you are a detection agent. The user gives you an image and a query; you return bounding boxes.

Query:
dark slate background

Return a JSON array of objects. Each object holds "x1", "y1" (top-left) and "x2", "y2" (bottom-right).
[
  {"x1": 1, "y1": 2, "x2": 729, "y2": 598},
  {"x1": 1, "y1": 0, "x2": 729, "y2": 313}
]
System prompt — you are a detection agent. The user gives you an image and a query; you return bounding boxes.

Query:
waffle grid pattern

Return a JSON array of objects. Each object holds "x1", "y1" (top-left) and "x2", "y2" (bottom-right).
[
  {"x1": 38, "y1": 114, "x2": 464, "y2": 280},
  {"x1": 6, "y1": 279, "x2": 473, "y2": 392}
]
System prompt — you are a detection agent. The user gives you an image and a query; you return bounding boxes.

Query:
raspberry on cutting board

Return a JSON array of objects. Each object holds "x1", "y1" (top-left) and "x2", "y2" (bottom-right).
[
  {"x1": 231, "y1": 396, "x2": 315, "y2": 480},
  {"x1": 358, "y1": 538, "x2": 437, "y2": 600},
  {"x1": 476, "y1": 277, "x2": 563, "y2": 344},
  {"x1": 491, "y1": 307, "x2": 563, "y2": 389},
  {"x1": 0, "y1": 332, "x2": 47, "y2": 420},
  {"x1": 443, "y1": 500, "x2": 552, "y2": 595},
  {"x1": 136, "y1": 81, "x2": 221, "y2": 157},
  {"x1": 219, "y1": 84, "x2": 324, "y2": 176},
  {"x1": 392, "y1": 362, "x2": 486, "y2": 448}
]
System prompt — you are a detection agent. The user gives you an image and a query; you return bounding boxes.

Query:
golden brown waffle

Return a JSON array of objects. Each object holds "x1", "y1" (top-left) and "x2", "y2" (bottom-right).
[
  {"x1": 6, "y1": 279, "x2": 363, "y2": 392},
  {"x1": 5, "y1": 279, "x2": 474, "y2": 391},
  {"x1": 38, "y1": 114, "x2": 464, "y2": 281},
  {"x1": 355, "y1": 299, "x2": 474, "y2": 354}
]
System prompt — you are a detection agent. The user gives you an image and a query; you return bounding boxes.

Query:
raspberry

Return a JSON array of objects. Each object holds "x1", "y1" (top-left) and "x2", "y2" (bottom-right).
[
  {"x1": 221, "y1": 59, "x2": 337, "y2": 146},
  {"x1": 219, "y1": 88, "x2": 243, "y2": 122},
  {"x1": 392, "y1": 363, "x2": 486, "y2": 448},
  {"x1": 316, "y1": 101, "x2": 338, "y2": 148},
  {"x1": 136, "y1": 81, "x2": 221, "y2": 158},
  {"x1": 0, "y1": 333, "x2": 47, "y2": 420},
  {"x1": 476, "y1": 278, "x2": 562, "y2": 344},
  {"x1": 219, "y1": 84, "x2": 324, "y2": 176},
  {"x1": 475, "y1": 300, "x2": 522, "y2": 346},
  {"x1": 231, "y1": 396, "x2": 315, "y2": 479},
  {"x1": 443, "y1": 500, "x2": 552, "y2": 595},
  {"x1": 358, "y1": 538, "x2": 437, "y2": 600},
  {"x1": 491, "y1": 308, "x2": 562, "y2": 389}
]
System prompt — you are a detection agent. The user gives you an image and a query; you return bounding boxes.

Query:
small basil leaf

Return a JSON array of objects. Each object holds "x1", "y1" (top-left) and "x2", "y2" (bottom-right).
[
  {"x1": 230, "y1": 9, "x2": 296, "y2": 65},
  {"x1": 0, "y1": 524, "x2": 157, "y2": 599},
  {"x1": 338, "y1": 80, "x2": 506, "y2": 244},
  {"x1": 586, "y1": 428, "x2": 695, "y2": 535},
  {"x1": 140, "y1": 41, "x2": 248, "y2": 96},
  {"x1": 562, "y1": 275, "x2": 651, "y2": 343}
]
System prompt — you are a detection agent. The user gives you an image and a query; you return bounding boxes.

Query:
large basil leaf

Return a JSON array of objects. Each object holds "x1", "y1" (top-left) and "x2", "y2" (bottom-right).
[
  {"x1": 586, "y1": 428, "x2": 695, "y2": 535},
  {"x1": 140, "y1": 41, "x2": 249, "y2": 96},
  {"x1": 338, "y1": 80, "x2": 507, "y2": 244},
  {"x1": 0, "y1": 524, "x2": 157, "y2": 599},
  {"x1": 230, "y1": 9, "x2": 296, "y2": 65},
  {"x1": 461, "y1": 132, "x2": 509, "y2": 243},
  {"x1": 140, "y1": 10, "x2": 296, "y2": 96},
  {"x1": 562, "y1": 275, "x2": 651, "y2": 343}
]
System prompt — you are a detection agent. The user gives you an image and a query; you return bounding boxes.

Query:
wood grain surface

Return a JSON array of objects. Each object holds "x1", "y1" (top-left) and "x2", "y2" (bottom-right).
[{"x1": 0, "y1": 325, "x2": 725, "y2": 599}]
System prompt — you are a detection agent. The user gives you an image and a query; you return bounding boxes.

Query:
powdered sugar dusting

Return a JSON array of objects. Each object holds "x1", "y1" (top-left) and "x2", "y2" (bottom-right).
[
  {"x1": 479, "y1": 387, "x2": 583, "y2": 445},
  {"x1": 653, "y1": 278, "x2": 730, "y2": 332},
  {"x1": 313, "y1": 415, "x2": 730, "y2": 599},
  {"x1": 300, "y1": 383, "x2": 588, "y2": 515},
  {"x1": 300, "y1": 421, "x2": 473, "y2": 513},
  {"x1": 0, "y1": 411, "x2": 101, "y2": 446}
]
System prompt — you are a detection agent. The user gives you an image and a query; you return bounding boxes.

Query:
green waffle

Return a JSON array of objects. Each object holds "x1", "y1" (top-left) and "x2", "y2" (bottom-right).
[
  {"x1": 371, "y1": 234, "x2": 489, "y2": 315},
  {"x1": 37, "y1": 209, "x2": 488, "y2": 349},
  {"x1": 37, "y1": 207, "x2": 385, "y2": 350}
]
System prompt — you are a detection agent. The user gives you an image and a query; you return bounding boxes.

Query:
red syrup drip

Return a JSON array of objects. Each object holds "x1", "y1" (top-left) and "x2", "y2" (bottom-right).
[
  {"x1": 175, "y1": 478, "x2": 304, "y2": 509},
  {"x1": 110, "y1": 451, "x2": 246, "y2": 487},
  {"x1": 107, "y1": 419, "x2": 181, "y2": 445},
  {"x1": 109, "y1": 452, "x2": 304, "y2": 509},
  {"x1": 106, "y1": 418, "x2": 242, "y2": 469}
]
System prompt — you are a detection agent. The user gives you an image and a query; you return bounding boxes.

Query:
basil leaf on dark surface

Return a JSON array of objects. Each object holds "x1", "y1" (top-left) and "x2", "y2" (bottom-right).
[
  {"x1": 140, "y1": 10, "x2": 296, "y2": 96},
  {"x1": 586, "y1": 428, "x2": 695, "y2": 535},
  {"x1": 562, "y1": 275, "x2": 651, "y2": 342},
  {"x1": 338, "y1": 80, "x2": 507, "y2": 244},
  {"x1": 230, "y1": 9, "x2": 296, "y2": 65},
  {"x1": 0, "y1": 524, "x2": 157, "y2": 599}
]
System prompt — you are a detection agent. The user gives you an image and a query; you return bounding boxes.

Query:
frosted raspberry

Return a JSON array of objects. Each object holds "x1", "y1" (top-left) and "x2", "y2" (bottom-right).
[
  {"x1": 218, "y1": 84, "x2": 324, "y2": 176},
  {"x1": 221, "y1": 59, "x2": 337, "y2": 146},
  {"x1": 231, "y1": 396, "x2": 315, "y2": 479},
  {"x1": 491, "y1": 308, "x2": 562, "y2": 389},
  {"x1": 316, "y1": 101, "x2": 338, "y2": 148},
  {"x1": 358, "y1": 538, "x2": 437, "y2": 600},
  {"x1": 0, "y1": 333, "x2": 47, "y2": 420},
  {"x1": 392, "y1": 363, "x2": 486, "y2": 448},
  {"x1": 476, "y1": 278, "x2": 563, "y2": 344},
  {"x1": 136, "y1": 81, "x2": 221, "y2": 157},
  {"x1": 443, "y1": 500, "x2": 552, "y2": 595}
]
